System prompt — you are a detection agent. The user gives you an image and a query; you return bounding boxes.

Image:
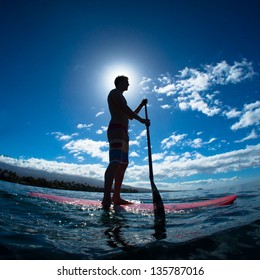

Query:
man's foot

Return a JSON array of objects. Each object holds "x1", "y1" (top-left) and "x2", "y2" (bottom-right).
[
  {"x1": 102, "y1": 197, "x2": 111, "y2": 210},
  {"x1": 101, "y1": 203, "x2": 111, "y2": 210},
  {"x1": 112, "y1": 197, "x2": 133, "y2": 205}
]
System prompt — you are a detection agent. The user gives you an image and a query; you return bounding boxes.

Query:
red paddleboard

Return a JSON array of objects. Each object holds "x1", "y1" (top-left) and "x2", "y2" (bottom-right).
[{"x1": 29, "y1": 192, "x2": 237, "y2": 213}]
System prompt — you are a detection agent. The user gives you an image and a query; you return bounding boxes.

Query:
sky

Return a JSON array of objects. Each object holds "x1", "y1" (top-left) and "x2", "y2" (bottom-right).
[{"x1": 1, "y1": 0, "x2": 260, "y2": 190}]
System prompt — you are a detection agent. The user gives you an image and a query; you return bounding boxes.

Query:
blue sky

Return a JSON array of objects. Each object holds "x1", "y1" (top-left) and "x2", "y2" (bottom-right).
[{"x1": 1, "y1": 0, "x2": 260, "y2": 189}]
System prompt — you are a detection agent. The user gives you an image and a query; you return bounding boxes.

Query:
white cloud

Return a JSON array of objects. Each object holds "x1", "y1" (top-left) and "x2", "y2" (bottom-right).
[
  {"x1": 189, "y1": 138, "x2": 203, "y2": 148},
  {"x1": 129, "y1": 140, "x2": 140, "y2": 146},
  {"x1": 161, "y1": 133, "x2": 217, "y2": 150},
  {"x1": 155, "y1": 83, "x2": 176, "y2": 95},
  {"x1": 127, "y1": 143, "x2": 260, "y2": 181},
  {"x1": 56, "y1": 156, "x2": 66, "y2": 160},
  {"x1": 160, "y1": 104, "x2": 171, "y2": 109},
  {"x1": 226, "y1": 60, "x2": 255, "y2": 83},
  {"x1": 244, "y1": 101, "x2": 260, "y2": 111},
  {"x1": 231, "y1": 101, "x2": 260, "y2": 130},
  {"x1": 96, "y1": 126, "x2": 107, "y2": 135},
  {"x1": 96, "y1": 111, "x2": 105, "y2": 117},
  {"x1": 179, "y1": 102, "x2": 189, "y2": 111},
  {"x1": 235, "y1": 129, "x2": 259, "y2": 143},
  {"x1": 1, "y1": 142, "x2": 260, "y2": 188},
  {"x1": 161, "y1": 132, "x2": 187, "y2": 149},
  {"x1": 129, "y1": 151, "x2": 139, "y2": 157},
  {"x1": 51, "y1": 132, "x2": 78, "y2": 141},
  {"x1": 77, "y1": 123, "x2": 93, "y2": 130},
  {"x1": 60, "y1": 135, "x2": 73, "y2": 141},
  {"x1": 225, "y1": 108, "x2": 241, "y2": 119},
  {"x1": 63, "y1": 138, "x2": 108, "y2": 162},
  {"x1": 151, "y1": 152, "x2": 167, "y2": 162},
  {"x1": 206, "y1": 138, "x2": 217, "y2": 144},
  {"x1": 206, "y1": 59, "x2": 255, "y2": 84},
  {"x1": 140, "y1": 77, "x2": 153, "y2": 92},
  {"x1": 183, "y1": 92, "x2": 221, "y2": 116},
  {"x1": 0, "y1": 155, "x2": 106, "y2": 184},
  {"x1": 176, "y1": 68, "x2": 210, "y2": 93},
  {"x1": 158, "y1": 74, "x2": 171, "y2": 85},
  {"x1": 136, "y1": 129, "x2": 147, "y2": 140},
  {"x1": 74, "y1": 154, "x2": 85, "y2": 162},
  {"x1": 143, "y1": 59, "x2": 255, "y2": 117}
]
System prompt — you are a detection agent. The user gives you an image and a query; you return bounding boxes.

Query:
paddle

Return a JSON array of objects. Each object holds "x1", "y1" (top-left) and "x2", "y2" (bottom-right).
[{"x1": 144, "y1": 102, "x2": 166, "y2": 233}]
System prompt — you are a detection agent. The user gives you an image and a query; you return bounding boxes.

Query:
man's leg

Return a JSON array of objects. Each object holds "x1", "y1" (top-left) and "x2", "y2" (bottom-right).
[
  {"x1": 102, "y1": 162, "x2": 120, "y2": 209},
  {"x1": 112, "y1": 163, "x2": 132, "y2": 204}
]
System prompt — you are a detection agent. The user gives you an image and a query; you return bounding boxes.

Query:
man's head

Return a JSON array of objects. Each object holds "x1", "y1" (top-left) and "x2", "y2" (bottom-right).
[{"x1": 114, "y1": 75, "x2": 129, "y2": 91}]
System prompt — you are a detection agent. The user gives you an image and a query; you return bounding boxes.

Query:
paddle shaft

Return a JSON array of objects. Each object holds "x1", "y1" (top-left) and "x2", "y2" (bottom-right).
[
  {"x1": 144, "y1": 104, "x2": 155, "y2": 184},
  {"x1": 144, "y1": 103, "x2": 165, "y2": 225}
]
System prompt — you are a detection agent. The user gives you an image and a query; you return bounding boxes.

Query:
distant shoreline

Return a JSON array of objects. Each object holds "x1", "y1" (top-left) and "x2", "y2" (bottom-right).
[{"x1": 0, "y1": 168, "x2": 138, "y2": 193}]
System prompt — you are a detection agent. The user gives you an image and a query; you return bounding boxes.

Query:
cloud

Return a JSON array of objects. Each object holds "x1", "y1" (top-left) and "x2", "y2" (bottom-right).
[
  {"x1": 231, "y1": 101, "x2": 260, "y2": 130},
  {"x1": 161, "y1": 133, "x2": 187, "y2": 149},
  {"x1": 140, "y1": 77, "x2": 153, "y2": 92},
  {"x1": 161, "y1": 133, "x2": 217, "y2": 150},
  {"x1": 156, "y1": 83, "x2": 176, "y2": 95},
  {"x1": 235, "y1": 129, "x2": 259, "y2": 143},
  {"x1": 141, "y1": 59, "x2": 255, "y2": 117},
  {"x1": 205, "y1": 59, "x2": 255, "y2": 84},
  {"x1": 129, "y1": 140, "x2": 140, "y2": 146},
  {"x1": 77, "y1": 123, "x2": 93, "y2": 130},
  {"x1": 178, "y1": 176, "x2": 239, "y2": 186},
  {"x1": 129, "y1": 151, "x2": 139, "y2": 157},
  {"x1": 206, "y1": 138, "x2": 217, "y2": 144},
  {"x1": 151, "y1": 152, "x2": 167, "y2": 162},
  {"x1": 189, "y1": 138, "x2": 203, "y2": 148},
  {"x1": 96, "y1": 111, "x2": 105, "y2": 117},
  {"x1": 177, "y1": 91, "x2": 221, "y2": 116},
  {"x1": 63, "y1": 138, "x2": 108, "y2": 162},
  {"x1": 127, "y1": 143, "x2": 260, "y2": 181},
  {"x1": 136, "y1": 129, "x2": 146, "y2": 140},
  {"x1": 160, "y1": 143, "x2": 260, "y2": 178},
  {"x1": 176, "y1": 67, "x2": 210, "y2": 93},
  {"x1": 1, "y1": 142, "x2": 260, "y2": 189},
  {"x1": 160, "y1": 104, "x2": 171, "y2": 109},
  {"x1": 225, "y1": 108, "x2": 241, "y2": 119},
  {"x1": 0, "y1": 155, "x2": 105, "y2": 183},
  {"x1": 96, "y1": 126, "x2": 107, "y2": 135},
  {"x1": 51, "y1": 132, "x2": 78, "y2": 141}
]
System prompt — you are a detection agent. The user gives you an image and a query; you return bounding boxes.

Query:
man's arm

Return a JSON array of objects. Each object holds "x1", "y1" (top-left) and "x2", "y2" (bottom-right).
[
  {"x1": 133, "y1": 99, "x2": 148, "y2": 116},
  {"x1": 113, "y1": 94, "x2": 149, "y2": 125},
  {"x1": 113, "y1": 93, "x2": 136, "y2": 119},
  {"x1": 131, "y1": 99, "x2": 150, "y2": 126}
]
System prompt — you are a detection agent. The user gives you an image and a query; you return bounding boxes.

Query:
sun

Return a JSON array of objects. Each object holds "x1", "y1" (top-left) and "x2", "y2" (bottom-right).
[{"x1": 103, "y1": 63, "x2": 139, "y2": 93}]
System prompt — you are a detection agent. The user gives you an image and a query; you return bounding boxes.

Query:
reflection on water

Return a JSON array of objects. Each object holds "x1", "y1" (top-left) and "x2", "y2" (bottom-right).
[{"x1": 101, "y1": 211, "x2": 135, "y2": 250}]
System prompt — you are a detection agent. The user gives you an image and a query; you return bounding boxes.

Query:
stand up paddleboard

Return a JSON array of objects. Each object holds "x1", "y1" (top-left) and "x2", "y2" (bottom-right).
[{"x1": 29, "y1": 192, "x2": 237, "y2": 212}]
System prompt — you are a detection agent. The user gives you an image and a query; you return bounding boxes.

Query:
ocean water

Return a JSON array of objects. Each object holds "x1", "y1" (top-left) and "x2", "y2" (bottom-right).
[{"x1": 0, "y1": 179, "x2": 259, "y2": 260}]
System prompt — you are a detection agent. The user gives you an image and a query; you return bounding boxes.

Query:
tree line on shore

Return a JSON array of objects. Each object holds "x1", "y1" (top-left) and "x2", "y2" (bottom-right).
[{"x1": 0, "y1": 168, "x2": 138, "y2": 193}]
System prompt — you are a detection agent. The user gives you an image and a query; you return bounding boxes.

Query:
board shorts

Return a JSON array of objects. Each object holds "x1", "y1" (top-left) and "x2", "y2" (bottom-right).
[{"x1": 107, "y1": 123, "x2": 129, "y2": 164}]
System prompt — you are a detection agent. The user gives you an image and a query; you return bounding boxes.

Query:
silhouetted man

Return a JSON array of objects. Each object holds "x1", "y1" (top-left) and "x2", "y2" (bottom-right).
[{"x1": 102, "y1": 75, "x2": 149, "y2": 209}]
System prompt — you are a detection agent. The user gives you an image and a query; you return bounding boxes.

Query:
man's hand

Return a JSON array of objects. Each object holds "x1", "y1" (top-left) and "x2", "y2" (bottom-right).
[
  {"x1": 145, "y1": 118, "x2": 150, "y2": 127},
  {"x1": 141, "y1": 118, "x2": 150, "y2": 126},
  {"x1": 141, "y1": 98, "x2": 148, "y2": 107}
]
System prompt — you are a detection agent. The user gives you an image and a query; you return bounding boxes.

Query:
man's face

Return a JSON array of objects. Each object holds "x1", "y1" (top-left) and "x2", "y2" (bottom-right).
[{"x1": 121, "y1": 79, "x2": 129, "y2": 91}]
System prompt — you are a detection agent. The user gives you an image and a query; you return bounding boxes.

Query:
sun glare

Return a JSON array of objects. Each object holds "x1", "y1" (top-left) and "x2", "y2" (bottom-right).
[{"x1": 103, "y1": 63, "x2": 139, "y2": 92}]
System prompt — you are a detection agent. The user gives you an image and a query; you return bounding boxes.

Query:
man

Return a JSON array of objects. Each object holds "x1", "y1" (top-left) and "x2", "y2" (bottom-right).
[{"x1": 102, "y1": 75, "x2": 150, "y2": 209}]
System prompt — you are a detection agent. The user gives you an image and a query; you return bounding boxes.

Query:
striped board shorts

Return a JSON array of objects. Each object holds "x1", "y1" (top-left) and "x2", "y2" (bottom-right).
[{"x1": 107, "y1": 124, "x2": 129, "y2": 164}]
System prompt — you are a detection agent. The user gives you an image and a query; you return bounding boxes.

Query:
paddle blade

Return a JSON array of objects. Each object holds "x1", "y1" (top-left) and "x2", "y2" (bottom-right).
[{"x1": 151, "y1": 181, "x2": 166, "y2": 227}]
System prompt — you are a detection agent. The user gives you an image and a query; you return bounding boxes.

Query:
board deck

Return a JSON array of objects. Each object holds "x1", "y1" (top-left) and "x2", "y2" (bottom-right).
[{"x1": 29, "y1": 192, "x2": 237, "y2": 212}]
